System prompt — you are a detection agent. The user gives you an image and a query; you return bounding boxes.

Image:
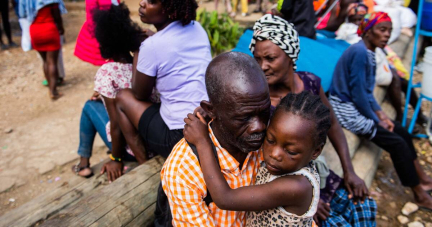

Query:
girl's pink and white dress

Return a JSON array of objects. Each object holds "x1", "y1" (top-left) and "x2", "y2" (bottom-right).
[
  {"x1": 94, "y1": 62, "x2": 160, "y2": 157},
  {"x1": 94, "y1": 62, "x2": 134, "y2": 155}
]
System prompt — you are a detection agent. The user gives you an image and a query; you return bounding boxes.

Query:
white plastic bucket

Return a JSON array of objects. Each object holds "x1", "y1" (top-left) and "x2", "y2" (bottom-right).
[
  {"x1": 424, "y1": 46, "x2": 432, "y2": 62},
  {"x1": 421, "y1": 56, "x2": 432, "y2": 98}
]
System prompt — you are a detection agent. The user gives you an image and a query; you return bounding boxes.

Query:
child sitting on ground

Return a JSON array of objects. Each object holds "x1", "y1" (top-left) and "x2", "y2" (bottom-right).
[{"x1": 183, "y1": 91, "x2": 332, "y2": 226}]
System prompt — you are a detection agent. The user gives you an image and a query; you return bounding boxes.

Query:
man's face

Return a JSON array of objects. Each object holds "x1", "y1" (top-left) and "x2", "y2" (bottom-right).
[{"x1": 213, "y1": 80, "x2": 271, "y2": 153}]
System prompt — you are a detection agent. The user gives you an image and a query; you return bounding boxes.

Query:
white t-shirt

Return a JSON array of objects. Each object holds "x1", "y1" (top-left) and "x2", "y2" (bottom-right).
[{"x1": 137, "y1": 21, "x2": 211, "y2": 130}]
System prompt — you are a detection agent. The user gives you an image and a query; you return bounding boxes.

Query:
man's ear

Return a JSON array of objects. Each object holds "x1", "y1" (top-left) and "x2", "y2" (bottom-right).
[
  {"x1": 311, "y1": 144, "x2": 324, "y2": 160},
  {"x1": 201, "y1": 100, "x2": 216, "y2": 120}
]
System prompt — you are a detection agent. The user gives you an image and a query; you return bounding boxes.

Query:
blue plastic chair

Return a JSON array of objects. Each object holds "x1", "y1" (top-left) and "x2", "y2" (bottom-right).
[{"x1": 402, "y1": 0, "x2": 432, "y2": 138}]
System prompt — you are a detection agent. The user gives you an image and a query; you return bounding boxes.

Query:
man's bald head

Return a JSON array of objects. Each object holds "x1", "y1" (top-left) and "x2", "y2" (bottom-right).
[
  {"x1": 205, "y1": 52, "x2": 268, "y2": 105},
  {"x1": 201, "y1": 52, "x2": 270, "y2": 154}
]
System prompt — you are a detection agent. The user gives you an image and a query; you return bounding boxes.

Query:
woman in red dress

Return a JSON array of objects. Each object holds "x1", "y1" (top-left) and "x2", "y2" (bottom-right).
[{"x1": 26, "y1": 2, "x2": 65, "y2": 99}]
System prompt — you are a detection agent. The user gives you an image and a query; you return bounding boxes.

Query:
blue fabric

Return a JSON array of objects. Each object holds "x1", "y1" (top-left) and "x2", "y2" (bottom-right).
[
  {"x1": 321, "y1": 187, "x2": 377, "y2": 227},
  {"x1": 233, "y1": 29, "x2": 254, "y2": 58},
  {"x1": 316, "y1": 29, "x2": 337, "y2": 39},
  {"x1": 19, "y1": 0, "x2": 67, "y2": 23},
  {"x1": 77, "y1": 100, "x2": 112, "y2": 158},
  {"x1": 232, "y1": 29, "x2": 346, "y2": 92},
  {"x1": 329, "y1": 41, "x2": 382, "y2": 123},
  {"x1": 13, "y1": 0, "x2": 19, "y2": 16},
  {"x1": 316, "y1": 39, "x2": 350, "y2": 52}
]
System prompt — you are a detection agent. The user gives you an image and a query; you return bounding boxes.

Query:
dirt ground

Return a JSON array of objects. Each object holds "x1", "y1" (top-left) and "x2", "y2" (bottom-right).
[{"x1": 0, "y1": 0, "x2": 432, "y2": 225}]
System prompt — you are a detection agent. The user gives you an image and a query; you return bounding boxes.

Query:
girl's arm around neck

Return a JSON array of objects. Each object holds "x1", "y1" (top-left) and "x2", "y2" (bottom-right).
[
  {"x1": 183, "y1": 114, "x2": 313, "y2": 214},
  {"x1": 195, "y1": 143, "x2": 312, "y2": 214}
]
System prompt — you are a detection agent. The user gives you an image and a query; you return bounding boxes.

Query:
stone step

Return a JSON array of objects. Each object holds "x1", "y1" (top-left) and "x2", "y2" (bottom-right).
[{"x1": 352, "y1": 141, "x2": 383, "y2": 188}]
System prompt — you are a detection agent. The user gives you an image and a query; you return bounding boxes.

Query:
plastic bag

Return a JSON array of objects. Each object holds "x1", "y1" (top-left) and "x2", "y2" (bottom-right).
[{"x1": 18, "y1": 18, "x2": 32, "y2": 52}]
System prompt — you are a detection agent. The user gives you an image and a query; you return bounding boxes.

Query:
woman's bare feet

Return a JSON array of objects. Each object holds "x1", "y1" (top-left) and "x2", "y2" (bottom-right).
[
  {"x1": 49, "y1": 90, "x2": 63, "y2": 100},
  {"x1": 414, "y1": 159, "x2": 432, "y2": 192},
  {"x1": 420, "y1": 181, "x2": 432, "y2": 192},
  {"x1": 413, "y1": 185, "x2": 432, "y2": 211}
]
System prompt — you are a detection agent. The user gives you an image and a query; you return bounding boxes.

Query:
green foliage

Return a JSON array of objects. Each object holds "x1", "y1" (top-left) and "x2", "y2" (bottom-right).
[{"x1": 196, "y1": 9, "x2": 244, "y2": 56}]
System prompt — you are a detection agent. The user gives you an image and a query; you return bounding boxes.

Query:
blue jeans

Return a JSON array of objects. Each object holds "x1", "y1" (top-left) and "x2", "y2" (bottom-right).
[{"x1": 77, "y1": 100, "x2": 111, "y2": 158}]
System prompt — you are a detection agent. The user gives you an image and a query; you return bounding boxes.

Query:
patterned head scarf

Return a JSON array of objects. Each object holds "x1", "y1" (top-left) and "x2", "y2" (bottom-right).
[
  {"x1": 347, "y1": 3, "x2": 368, "y2": 17},
  {"x1": 249, "y1": 14, "x2": 300, "y2": 70},
  {"x1": 357, "y1": 12, "x2": 392, "y2": 36}
]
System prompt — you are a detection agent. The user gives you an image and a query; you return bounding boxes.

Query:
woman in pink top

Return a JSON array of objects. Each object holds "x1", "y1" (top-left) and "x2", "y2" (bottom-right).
[{"x1": 74, "y1": 0, "x2": 119, "y2": 66}]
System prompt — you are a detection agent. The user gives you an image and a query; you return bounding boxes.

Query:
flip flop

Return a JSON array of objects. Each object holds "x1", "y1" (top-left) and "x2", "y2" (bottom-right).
[
  {"x1": 419, "y1": 206, "x2": 432, "y2": 212},
  {"x1": 42, "y1": 79, "x2": 64, "y2": 86},
  {"x1": 72, "y1": 163, "x2": 94, "y2": 178}
]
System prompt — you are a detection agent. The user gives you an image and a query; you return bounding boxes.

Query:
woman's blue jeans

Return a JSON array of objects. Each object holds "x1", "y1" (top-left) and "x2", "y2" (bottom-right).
[{"x1": 77, "y1": 100, "x2": 112, "y2": 158}]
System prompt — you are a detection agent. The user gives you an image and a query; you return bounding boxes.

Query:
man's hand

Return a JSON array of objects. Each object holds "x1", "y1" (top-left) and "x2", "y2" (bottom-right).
[
  {"x1": 313, "y1": 199, "x2": 331, "y2": 226},
  {"x1": 344, "y1": 171, "x2": 369, "y2": 203},
  {"x1": 100, "y1": 160, "x2": 124, "y2": 182}
]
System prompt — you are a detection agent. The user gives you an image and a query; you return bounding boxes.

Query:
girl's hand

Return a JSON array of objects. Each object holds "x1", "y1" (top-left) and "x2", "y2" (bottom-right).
[
  {"x1": 90, "y1": 91, "x2": 101, "y2": 101},
  {"x1": 184, "y1": 113, "x2": 210, "y2": 147},
  {"x1": 193, "y1": 106, "x2": 211, "y2": 124},
  {"x1": 100, "y1": 160, "x2": 124, "y2": 183}
]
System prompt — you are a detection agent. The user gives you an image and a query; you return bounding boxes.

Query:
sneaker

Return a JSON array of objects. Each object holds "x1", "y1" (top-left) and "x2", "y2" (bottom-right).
[
  {"x1": 1, "y1": 44, "x2": 8, "y2": 50},
  {"x1": 241, "y1": 12, "x2": 249, "y2": 17},
  {"x1": 415, "y1": 61, "x2": 425, "y2": 73}
]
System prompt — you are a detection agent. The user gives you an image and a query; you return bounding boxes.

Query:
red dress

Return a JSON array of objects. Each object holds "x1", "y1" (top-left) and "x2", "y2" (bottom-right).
[{"x1": 29, "y1": 4, "x2": 61, "y2": 52}]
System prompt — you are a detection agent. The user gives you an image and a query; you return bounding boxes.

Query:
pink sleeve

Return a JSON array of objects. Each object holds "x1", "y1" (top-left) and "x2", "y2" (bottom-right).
[{"x1": 97, "y1": 0, "x2": 114, "y2": 10}]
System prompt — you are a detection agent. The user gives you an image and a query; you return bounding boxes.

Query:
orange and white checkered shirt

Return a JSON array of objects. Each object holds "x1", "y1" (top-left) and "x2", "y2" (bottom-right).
[{"x1": 161, "y1": 125, "x2": 262, "y2": 227}]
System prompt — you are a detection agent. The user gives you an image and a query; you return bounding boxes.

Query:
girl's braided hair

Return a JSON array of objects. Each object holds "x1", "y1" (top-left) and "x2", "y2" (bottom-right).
[
  {"x1": 275, "y1": 91, "x2": 331, "y2": 147},
  {"x1": 160, "y1": 0, "x2": 198, "y2": 25}
]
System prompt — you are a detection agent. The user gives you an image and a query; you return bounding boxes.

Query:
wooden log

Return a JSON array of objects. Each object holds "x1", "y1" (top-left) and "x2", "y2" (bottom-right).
[
  {"x1": 40, "y1": 156, "x2": 164, "y2": 227},
  {"x1": 0, "y1": 160, "x2": 111, "y2": 227}
]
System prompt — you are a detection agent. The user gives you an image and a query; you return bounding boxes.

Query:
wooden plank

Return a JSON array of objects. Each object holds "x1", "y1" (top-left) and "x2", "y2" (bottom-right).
[
  {"x1": 41, "y1": 156, "x2": 164, "y2": 226},
  {"x1": 125, "y1": 203, "x2": 156, "y2": 227},
  {"x1": 0, "y1": 160, "x2": 110, "y2": 227},
  {"x1": 83, "y1": 173, "x2": 159, "y2": 226}
]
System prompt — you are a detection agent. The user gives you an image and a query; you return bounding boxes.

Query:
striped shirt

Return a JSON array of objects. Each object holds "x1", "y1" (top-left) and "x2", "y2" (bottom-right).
[{"x1": 161, "y1": 125, "x2": 262, "y2": 226}]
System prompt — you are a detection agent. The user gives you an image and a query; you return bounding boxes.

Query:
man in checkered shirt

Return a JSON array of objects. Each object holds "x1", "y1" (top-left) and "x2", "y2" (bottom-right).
[{"x1": 161, "y1": 52, "x2": 271, "y2": 227}]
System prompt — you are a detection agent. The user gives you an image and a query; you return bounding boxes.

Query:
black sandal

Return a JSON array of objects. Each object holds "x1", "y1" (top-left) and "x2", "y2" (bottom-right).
[{"x1": 72, "y1": 163, "x2": 94, "y2": 178}]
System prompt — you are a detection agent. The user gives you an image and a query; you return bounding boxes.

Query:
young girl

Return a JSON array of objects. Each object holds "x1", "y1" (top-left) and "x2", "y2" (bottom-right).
[
  {"x1": 184, "y1": 91, "x2": 332, "y2": 226},
  {"x1": 72, "y1": 3, "x2": 153, "y2": 179}
]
